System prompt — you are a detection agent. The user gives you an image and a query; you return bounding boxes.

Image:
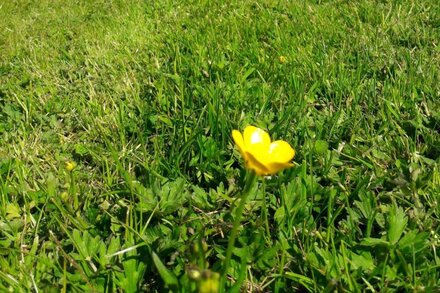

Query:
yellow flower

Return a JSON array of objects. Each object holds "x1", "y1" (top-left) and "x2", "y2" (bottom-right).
[
  {"x1": 232, "y1": 126, "x2": 295, "y2": 176},
  {"x1": 197, "y1": 270, "x2": 219, "y2": 293},
  {"x1": 65, "y1": 161, "x2": 76, "y2": 171},
  {"x1": 279, "y1": 55, "x2": 287, "y2": 64}
]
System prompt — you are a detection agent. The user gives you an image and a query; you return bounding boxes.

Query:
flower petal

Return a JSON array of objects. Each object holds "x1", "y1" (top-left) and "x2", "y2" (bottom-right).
[
  {"x1": 243, "y1": 126, "x2": 271, "y2": 148},
  {"x1": 266, "y1": 162, "x2": 294, "y2": 175},
  {"x1": 245, "y1": 151, "x2": 270, "y2": 176},
  {"x1": 243, "y1": 126, "x2": 271, "y2": 164},
  {"x1": 232, "y1": 130, "x2": 245, "y2": 155},
  {"x1": 268, "y1": 140, "x2": 295, "y2": 163}
]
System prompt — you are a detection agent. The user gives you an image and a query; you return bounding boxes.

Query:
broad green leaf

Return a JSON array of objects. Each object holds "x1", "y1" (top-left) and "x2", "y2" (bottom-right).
[
  {"x1": 314, "y1": 140, "x2": 329, "y2": 155},
  {"x1": 351, "y1": 252, "x2": 375, "y2": 271},
  {"x1": 119, "y1": 254, "x2": 146, "y2": 293},
  {"x1": 5, "y1": 203, "x2": 21, "y2": 220},
  {"x1": 274, "y1": 207, "x2": 285, "y2": 225},
  {"x1": 387, "y1": 205, "x2": 407, "y2": 245},
  {"x1": 360, "y1": 237, "x2": 391, "y2": 247},
  {"x1": 398, "y1": 230, "x2": 429, "y2": 254}
]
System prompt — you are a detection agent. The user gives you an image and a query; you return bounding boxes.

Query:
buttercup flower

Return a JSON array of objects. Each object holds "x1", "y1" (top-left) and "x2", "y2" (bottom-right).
[
  {"x1": 232, "y1": 126, "x2": 295, "y2": 176},
  {"x1": 65, "y1": 161, "x2": 76, "y2": 172}
]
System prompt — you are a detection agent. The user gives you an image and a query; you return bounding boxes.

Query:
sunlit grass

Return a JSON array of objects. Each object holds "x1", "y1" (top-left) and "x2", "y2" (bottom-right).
[{"x1": 1, "y1": 0, "x2": 439, "y2": 291}]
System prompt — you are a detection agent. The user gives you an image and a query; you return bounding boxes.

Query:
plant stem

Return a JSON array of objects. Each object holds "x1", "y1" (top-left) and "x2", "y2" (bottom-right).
[
  {"x1": 220, "y1": 171, "x2": 257, "y2": 292},
  {"x1": 261, "y1": 178, "x2": 271, "y2": 240}
]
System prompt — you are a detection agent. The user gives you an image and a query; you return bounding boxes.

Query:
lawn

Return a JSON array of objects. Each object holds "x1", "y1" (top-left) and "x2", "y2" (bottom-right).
[{"x1": 1, "y1": 0, "x2": 439, "y2": 292}]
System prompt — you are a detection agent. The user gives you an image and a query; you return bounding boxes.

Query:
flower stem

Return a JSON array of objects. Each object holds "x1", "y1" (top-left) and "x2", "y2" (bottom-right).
[
  {"x1": 261, "y1": 178, "x2": 271, "y2": 240},
  {"x1": 220, "y1": 171, "x2": 257, "y2": 291}
]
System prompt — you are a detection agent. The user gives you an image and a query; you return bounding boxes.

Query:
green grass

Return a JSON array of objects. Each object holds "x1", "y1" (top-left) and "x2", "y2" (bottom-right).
[{"x1": 1, "y1": 0, "x2": 439, "y2": 291}]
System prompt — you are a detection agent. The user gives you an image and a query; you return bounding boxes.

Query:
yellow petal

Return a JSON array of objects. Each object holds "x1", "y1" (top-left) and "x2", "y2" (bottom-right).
[
  {"x1": 268, "y1": 140, "x2": 295, "y2": 163},
  {"x1": 245, "y1": 151, "x2": 270, "y2": 176},
  {"x1": 266, "y1": 162, "x2": 294, "y2": 175},
  {"x1": 243, "y1": 126, "x2": 271, "y2": 164},
  {"x1": 243, "y1": 126, "x2": 271, "y2": 148},
  {"x1": 232, "y1": 130, "x2": 245, "y2": 154}
]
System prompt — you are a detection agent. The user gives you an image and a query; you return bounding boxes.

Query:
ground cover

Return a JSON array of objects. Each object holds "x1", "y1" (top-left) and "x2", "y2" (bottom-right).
[{"x1": 0, "y1": 0, "x2": 439, "y2": 291}]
